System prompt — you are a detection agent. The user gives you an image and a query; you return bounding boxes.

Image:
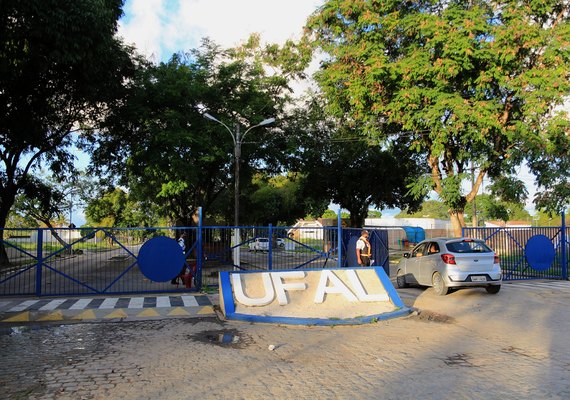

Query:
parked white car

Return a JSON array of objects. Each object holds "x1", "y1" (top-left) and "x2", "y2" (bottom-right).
[
  {"x1": 249, "y1": 238, "x2": 269, "y2": 252},
  {"x1": 248, "y1": 238, "x2": 285, "y2": 252},
  {"x1": 396, "y1": 237, "x2": 502, "y2": 295}
]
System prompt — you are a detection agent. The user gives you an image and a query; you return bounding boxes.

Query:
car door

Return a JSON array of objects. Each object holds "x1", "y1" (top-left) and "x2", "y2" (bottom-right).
[
  {"x1": 419, "y1": 241, "x2": 440, "y2": 285},
  {"x1": 405, "y1": 242, "x2": 428, "y2": 284}
]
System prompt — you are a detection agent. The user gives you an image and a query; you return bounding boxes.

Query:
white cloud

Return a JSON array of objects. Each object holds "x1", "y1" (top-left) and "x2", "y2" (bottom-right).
[{"x1": 118, "y1": 0, "x2": 324, "y2": 61}]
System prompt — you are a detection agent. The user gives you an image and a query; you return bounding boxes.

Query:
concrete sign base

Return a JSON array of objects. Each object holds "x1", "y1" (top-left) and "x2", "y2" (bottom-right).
[{"x1": 219, "y1": 267, "x2": 410, "y2": 325}]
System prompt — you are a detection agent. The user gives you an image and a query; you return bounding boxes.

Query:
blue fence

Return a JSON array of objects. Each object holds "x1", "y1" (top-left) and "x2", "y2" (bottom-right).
[
  {"x1": 0, "y1": 222, "x2": 389, "y2": 297},
  {"x1": 463, "y1": 225, "x2": 569, "y2": 281}
]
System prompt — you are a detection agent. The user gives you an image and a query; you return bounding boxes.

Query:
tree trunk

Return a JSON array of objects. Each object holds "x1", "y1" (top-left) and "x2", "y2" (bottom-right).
[
  {"x1": 43, "y1": 221, "x2": 71, "y2": 251},
  {"x1": 348, "y1": 207, "x2": 367, "y2": 228},
  {"x1": 449, "y1": 210, "x2": 466, "y2": 237},
  {"x1": 0, "y1": 192, "x2": 16, "y2": 267},
  {"x1": 0, "y1": 227, "x2": 9, "y2": 268}
]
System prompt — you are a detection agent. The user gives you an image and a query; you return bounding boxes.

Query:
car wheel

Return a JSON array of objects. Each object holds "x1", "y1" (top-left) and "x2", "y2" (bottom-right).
[
  {"x1": 432, "y1": 272, "x2": 449, "y2": 296},
  {"x1": 485, "y1": 285, "x2": 501, "y2": 294},
  {"x1": 396, "y1": 270, "x2": 409, "y2": 288}
]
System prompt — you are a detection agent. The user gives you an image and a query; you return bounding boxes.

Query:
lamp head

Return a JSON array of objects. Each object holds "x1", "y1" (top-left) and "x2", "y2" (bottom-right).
[{"x1": 258, "y1": 117, "x2": 275, "y2": 126}]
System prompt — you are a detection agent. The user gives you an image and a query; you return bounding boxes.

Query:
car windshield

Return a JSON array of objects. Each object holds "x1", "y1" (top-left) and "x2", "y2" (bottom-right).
[
  {"x1": 258, "y1": 238, "x2": 269, "y2": 242},
  {"x1": 446, "y1": 240, "x2": 492, "y2": 253}
]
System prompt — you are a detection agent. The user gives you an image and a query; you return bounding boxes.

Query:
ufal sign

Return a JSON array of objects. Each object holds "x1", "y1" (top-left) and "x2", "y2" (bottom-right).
[{"x1": 232, "y1": 270, "x2": 389, "y2": 306}]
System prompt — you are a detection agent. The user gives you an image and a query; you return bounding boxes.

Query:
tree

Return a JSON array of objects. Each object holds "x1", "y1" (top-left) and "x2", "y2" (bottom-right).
[
  {"x1": 367, "y1": 210, "x2": 382, "y2": 218},
  {"x1": 0, "y1": 0, "x2": 136, "y2": 265},
  {"x1": 289, "y1": 96, "x2": 425, "y2": 228},
  {"x1": 14, "y1": 179, "x2": 70, "y2": 248},
  {"x1": 244, "y1": 174, "x2": 309, "y2": 225},
  {"x1": 85, "y1": 187, "x2": 162, "y2": 227},
  {"x1": 306, "y1": 0, "x2": 570, "y2": 235},
  {"x1": 467, "y1": 194, "x2": 531, "y2": 224},
  {"x1": 321, "y1": 209, "x2": 338, "y2": 219},
  {"x1": 84, "y1": 37, "x2": 311, "y2": 227},
  {"x1": 397, "y1": 200, "x2": 450, "y2": 220}
]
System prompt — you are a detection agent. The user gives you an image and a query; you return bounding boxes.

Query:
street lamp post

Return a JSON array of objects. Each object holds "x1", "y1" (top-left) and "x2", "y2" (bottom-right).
[{"x1": 203, "y1": 113, "x2": 275, "y2": 266}]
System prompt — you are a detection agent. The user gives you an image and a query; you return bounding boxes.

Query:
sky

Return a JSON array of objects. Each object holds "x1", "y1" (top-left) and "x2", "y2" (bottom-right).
[
  {"x1": 74, "y1": 0, "x2": 540, "y2": 224},
  {"x1": 118, "y1": 0, "x2": 324, "y2": 61}
]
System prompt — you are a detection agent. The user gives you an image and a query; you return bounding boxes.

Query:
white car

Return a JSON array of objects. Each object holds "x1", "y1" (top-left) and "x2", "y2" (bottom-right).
[
  {"x1": 249, "y1": 238, "x2": 269, "y2": 252},
  {"x1": 396, "y1": 237, "x2": 502, "y2": 295},
  {"x1": 248, "y1": 238, "x2": 285, "y2": 252}
]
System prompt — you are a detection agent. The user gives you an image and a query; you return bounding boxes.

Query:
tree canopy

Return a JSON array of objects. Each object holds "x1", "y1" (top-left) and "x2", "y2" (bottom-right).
[
  {"x1": 287, "y1": 95, "x2": 425, "y2": 227},
  {"x1": 83, "y1": 37, "x2": 311, "y2": 226},
  {"x1": 0, "y1": 0, "x2": 136, "y2": 264},
  {"x1": 307, "y1": 0, "x2": 570, "y2": 235}
]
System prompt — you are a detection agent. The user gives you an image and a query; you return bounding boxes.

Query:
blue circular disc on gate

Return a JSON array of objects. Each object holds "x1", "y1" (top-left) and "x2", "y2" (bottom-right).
[
  {"x1": 138, "y1": 236, "x2": 184, "y2": 282},
  {"x1": 525, "y1": 234, "x2": 555, "y2": 272}
]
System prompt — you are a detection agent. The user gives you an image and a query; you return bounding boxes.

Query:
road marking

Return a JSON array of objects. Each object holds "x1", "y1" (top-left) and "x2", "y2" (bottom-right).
[
  {"x1": 128, "y1": 297, "x2": 145, "y2": 309},
  {"x1": 181, "y1": 295, "x2": 199, "y2": 307},
  {"x1": 100, "y1": 297, "x2": 119, "y2": 309},
  {"x1": 39, "y1": 299, "x2": 67, "y2": 311},
  {"x1": 156, "y1": 296, "x2": 171, "y2": 308},
  {"x1": 69, "y1": 298, "x2": 93, "y2": 310},
  {"x1": 505, "y1": 281, "x2": 570, "y2": 291},
  {"x1": 8, "y1": 300, "x2": 39, "y2": 312}
]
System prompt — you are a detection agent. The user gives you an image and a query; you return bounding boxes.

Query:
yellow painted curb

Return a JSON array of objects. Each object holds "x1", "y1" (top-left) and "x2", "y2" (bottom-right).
[
  {"x1": 104, "y1": 309, "x2": 128, "y2": 319},
  {"x1": 197, "y1": 305, "x2": 214, "y2": 315},
  {"x1": 38, "y1": 311, "x2": 64, "y2": 321},
  {"x1": 137, "y1": 308, "x2": 160, "y2": 317},
  {"x1": 72, "y1": 310, "x2": 97, "y2": 320},
  {"x1": 168, "y1": 307, "x2": 190, "y2": 316},
  {"x1": 2, "y1": 311, "x2": 30, "y2": 323}
]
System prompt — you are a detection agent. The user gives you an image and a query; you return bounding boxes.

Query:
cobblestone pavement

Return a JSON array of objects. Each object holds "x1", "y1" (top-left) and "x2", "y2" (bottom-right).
[{"x1": 1, "y1": 281, "x2": 569, "y2": 399}]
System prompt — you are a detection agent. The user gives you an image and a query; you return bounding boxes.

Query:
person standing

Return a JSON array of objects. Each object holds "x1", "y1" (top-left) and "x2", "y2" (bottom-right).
[{"x1": 356, "y1": 229, "x2": 372, "y2": 266}]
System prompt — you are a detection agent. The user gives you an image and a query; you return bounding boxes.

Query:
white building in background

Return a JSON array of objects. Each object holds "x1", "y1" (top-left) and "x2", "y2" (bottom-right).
[
  {"x1": 484, "y1": 220, "x2": 532, "y2": 228},
  {"x1": 365, "y1": 217, "x2": 452, "y2": 230},
  {"x1": 288, "y1": 220, "x2": 324, "y2": 240}
]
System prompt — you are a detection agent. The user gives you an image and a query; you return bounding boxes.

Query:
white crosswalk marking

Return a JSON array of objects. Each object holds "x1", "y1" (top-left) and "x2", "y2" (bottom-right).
[
  {"x1": 181, "y1": 295, "x2": 199, "y2": 307},
  {"x1": 128, "y1": 297, "x2": 145, "y2": 309},
  {"x1": 0, "y1": 295, "x2": 209, "y2": 313},
  {"x1": 8, "y1": 299, "x2": 39, "y2": 312},
  {"x1": 69, "y1": 298, "x2": 93, "y2": 310},
  {"x1": 156, "y1": 296, "x2": 171, "y2": 308},
  {"x1": 39, "y1": 299, "x2": 67, "y2": 311},
  {"x1": 100, "y1": 297, "x2": 119, "y2": 309}
]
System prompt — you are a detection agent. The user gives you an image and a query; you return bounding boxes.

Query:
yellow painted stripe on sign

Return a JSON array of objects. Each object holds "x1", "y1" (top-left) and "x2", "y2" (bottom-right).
[
  {"x1": 2, "y1": 311, "x2": 30, "y2": 323},
  {"x1": 104, "y1": 309, "x2": 128, "y2": 319}
]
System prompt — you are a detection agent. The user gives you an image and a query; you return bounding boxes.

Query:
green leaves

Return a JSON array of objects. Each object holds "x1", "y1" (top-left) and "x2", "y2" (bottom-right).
[{"x1": 307, "y1": 0, "x2": 570, "y2": 226}]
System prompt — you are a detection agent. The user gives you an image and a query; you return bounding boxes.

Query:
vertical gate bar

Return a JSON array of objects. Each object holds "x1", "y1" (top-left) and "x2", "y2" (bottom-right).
[
  {"x1": 268, "y1": 224, "x2": 273, "y2": 270},
  {"x1": 337, "y1": 209, "x2": 342, "y2": 268},
  {"x1": 562, "y1": 211, "x2": 567, "y2": 280},
  {"x1": 35, "y1": 228, "x2": 43, "y2": 296},
  {"x1": 197, "y1": 207, "x2": 203, "y2": 289}
]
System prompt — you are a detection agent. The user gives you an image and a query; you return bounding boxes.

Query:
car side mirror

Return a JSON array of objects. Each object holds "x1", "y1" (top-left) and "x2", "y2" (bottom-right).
[{"x1": 403, "y1": 253, "x2": 410, "y2": 259}]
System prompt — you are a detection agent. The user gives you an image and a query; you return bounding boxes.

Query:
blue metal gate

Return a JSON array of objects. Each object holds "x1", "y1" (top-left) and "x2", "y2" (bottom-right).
[
  {"x1": 1, "y1": 222, "x2": 390, "y2": 297},
  {"x1": 463, "y1": 225, "x2": 569, "y2": 281}
]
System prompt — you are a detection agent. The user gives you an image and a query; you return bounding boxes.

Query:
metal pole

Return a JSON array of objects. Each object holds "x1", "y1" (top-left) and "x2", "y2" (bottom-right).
[
  {"x1": 337, "y1": 208, "x2": 342, "y2": 268},
  {"x1": 234, "y1": 124, "x2": 241, "y2": 268},
  {"x1": 197, "y1": 207, "x2": 203, "y2": 289},
  {"x1": 562, "y1": 211, "x2": 567, "y2": 280},
  {"x1": 268, "y1": 223, "x2": 273, "y2": 270},
  {"x1": 234, "y1": 123, "x2": 240, "y2": 228},
  {"x1": 36, "y1": 228, "x2": 43, "y2": 296}
]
